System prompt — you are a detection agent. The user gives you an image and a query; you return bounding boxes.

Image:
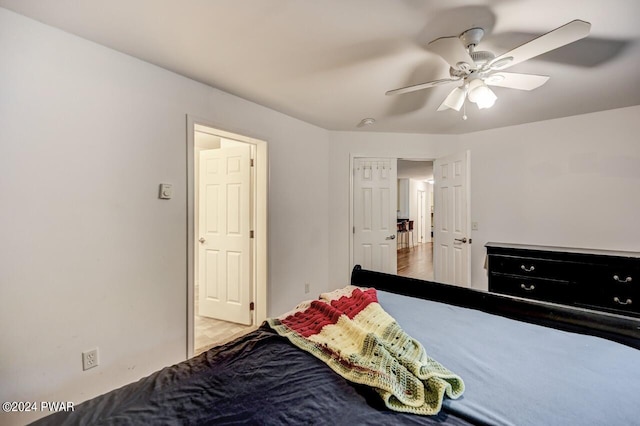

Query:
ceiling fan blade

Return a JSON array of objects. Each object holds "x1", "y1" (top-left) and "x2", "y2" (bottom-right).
[
  {"x1": 489, "y1": 20, "x2": 591, "y2": 70},
  {"x1": 428, "y1": 36, "x2": 474, "y2": 70},
  {"x1": 385, "y1": 78, "x2": 460, "y2": 96},
  {"x1": 485, "y1": 72, "x2": 550, "y2": 90}
]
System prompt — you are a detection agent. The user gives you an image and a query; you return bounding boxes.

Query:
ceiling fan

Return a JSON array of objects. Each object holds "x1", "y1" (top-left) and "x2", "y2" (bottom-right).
[{"x1": 386, "y1": 20, "x2": 591, "y2": 118}]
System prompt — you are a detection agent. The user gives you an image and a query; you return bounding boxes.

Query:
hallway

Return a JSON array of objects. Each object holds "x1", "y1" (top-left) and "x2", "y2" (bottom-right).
[{"x1": 397, "y1": 242, "x2": 434, "y2": 281}]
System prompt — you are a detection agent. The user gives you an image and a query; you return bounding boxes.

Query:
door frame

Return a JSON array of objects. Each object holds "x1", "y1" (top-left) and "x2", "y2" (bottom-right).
[
  {"x1": 186, "y1": 115, "x2": 268, "y2": 358},
  {"x1": 350, "y1": 154, "x2": 466, "y2": 282}
]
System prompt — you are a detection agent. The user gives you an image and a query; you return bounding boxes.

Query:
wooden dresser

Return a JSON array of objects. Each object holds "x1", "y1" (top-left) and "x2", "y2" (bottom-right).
[{"x1": 486, "y1": 242, "x2": 640, "y2": 317}]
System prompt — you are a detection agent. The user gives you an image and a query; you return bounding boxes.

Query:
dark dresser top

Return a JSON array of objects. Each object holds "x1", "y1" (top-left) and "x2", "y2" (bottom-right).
[{"x1": 485, "y1": 242, "x2": 640, "y2": 259}]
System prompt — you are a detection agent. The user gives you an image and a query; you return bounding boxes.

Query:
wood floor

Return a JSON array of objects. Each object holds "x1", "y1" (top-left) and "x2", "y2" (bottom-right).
[{"x1": 397, "y1": 242, "x2": 434, "y2": 281}]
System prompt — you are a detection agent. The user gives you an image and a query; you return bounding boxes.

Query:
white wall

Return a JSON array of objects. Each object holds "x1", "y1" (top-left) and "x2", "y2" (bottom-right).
[
  {"x1": 328, "y1": 106, "x2": 640, "y2": 293},
  {"x1": 0, "y1": 8, "x2": 329, "y2": 425},
  {"x1": 460, "y1": 105, "x2": 640, "y2": 290}
]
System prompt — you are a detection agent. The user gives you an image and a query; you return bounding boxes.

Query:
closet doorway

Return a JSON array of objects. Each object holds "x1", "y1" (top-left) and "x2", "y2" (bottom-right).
[{"x1": 186, "y1": 117, "x2": 268, "y2": 357}]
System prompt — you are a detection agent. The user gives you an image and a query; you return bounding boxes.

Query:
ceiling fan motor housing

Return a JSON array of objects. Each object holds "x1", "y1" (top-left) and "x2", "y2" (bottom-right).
[
  {"x1": 459, "y1": 27, "x2": 485, "y2": 49},
  {"x1": 450, "y1": 50, "x2": 495, "y2": 78},
  {"x1": 470, "y1": 50, "x2": 495, "y2": 66}
]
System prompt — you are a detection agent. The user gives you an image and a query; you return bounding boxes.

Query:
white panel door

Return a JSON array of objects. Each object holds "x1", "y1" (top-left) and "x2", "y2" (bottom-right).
[
  {"x1": 434, "y1": 151, "x2": 470, "y2": 287},
  {"x1": 198, "y1": 145, "x2": 252, "y2": 324},
  {"x1": 353, "y1": 158, "x2": 397, "y2": 274}
]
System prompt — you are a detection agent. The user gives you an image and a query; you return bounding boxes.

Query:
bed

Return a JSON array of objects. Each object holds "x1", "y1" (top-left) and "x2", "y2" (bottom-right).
[{"x1": 34, "y1": 266, "x2": 640, "y2": 425}]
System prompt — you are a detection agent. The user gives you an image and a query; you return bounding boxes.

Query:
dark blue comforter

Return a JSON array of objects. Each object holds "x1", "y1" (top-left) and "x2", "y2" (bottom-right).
[
  {"x1": 33, "y1": 324, "x2": 471, "y2": 425},
  {"x1": 34, "y1": 290, "x2": 640, "y2": 425}
]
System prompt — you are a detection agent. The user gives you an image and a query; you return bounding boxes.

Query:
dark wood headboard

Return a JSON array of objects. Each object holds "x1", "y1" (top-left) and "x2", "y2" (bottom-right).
[{"x1": 350, "y1": 265, "x2": 640, "y2": 350}]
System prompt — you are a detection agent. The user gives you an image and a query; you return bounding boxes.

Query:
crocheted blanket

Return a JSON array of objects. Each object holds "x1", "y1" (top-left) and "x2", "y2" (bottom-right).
[{"x1": 267, "y1": 286, "x2": 464, "y2": 415}]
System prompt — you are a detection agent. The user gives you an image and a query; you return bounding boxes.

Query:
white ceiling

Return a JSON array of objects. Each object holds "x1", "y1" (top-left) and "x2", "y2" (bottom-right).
[
  {"x1": 398, "y1": 160, "x2": 433, "y2": 181},
  {"x1": 2, "y1": 0, "x2": 639, "y2": 134}
]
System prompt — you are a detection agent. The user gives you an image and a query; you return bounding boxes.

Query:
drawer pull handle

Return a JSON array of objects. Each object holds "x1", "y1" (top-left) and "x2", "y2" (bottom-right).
[
  {"x1": 520, "y1": 265, "x2": 535, "y2": 272},
  {"x1": 613, "y1": 297, "x2": 632, "y2": 306},
  {"x1": 613, "y1": 275, "x2": 632, "y2": 283},
  {"x1": 520, "y1": 283, "x2": 536, "y2": 291}
]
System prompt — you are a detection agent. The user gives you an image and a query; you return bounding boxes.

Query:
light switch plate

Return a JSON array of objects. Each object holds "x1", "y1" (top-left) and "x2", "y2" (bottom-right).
[{"x1": 159, "y1": 183, "x2": 173, "y2": 199}]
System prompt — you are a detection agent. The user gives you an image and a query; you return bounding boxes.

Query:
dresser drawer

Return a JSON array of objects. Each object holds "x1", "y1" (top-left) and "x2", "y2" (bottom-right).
[
  {"x1": 587, "y1": 264, "x2": 639, "y2": 287},
  {"x1": 580, "y1": 283, "x2": 640, "y2": 317},
  {"x1": 489, "y1": 273, "x2": 573, "y2": 304},
  {"x1": 488, "y1": 255, "x2": 581, "y2": 282}
]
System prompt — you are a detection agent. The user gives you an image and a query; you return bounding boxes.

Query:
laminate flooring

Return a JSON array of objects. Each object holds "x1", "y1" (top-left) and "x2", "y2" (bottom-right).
[
  {"x1": 194, "y1": 286, "x2": 256, "y2": 355},
  {"x1": 397, "y1": 242, "x2": 434, "y2": 281},
  {"x1": 195, "y1": 315, "x2": 256, "y2": 355}
]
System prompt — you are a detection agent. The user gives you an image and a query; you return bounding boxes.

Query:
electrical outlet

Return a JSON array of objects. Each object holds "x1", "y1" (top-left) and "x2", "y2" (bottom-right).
[
  {"x1": 304, "y1": 283, "x2": 310, "y2": 294},
  {"x1": 82, "y1": 348, "x2": 99, "y2": 371}
]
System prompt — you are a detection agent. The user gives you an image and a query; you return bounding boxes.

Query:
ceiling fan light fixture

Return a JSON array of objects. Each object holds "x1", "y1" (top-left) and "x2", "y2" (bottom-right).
[
  {"x1": 441, "y1": 86, "x2": 467, "y2": 111},
  {"x1": 466, "y1": 79, "x2": 484, "y2": 102},
  {"x1": 475, "y1": 89, "x2": 497, "y2": 109},
  {"x1": 467, "y1": 80, "x2": 497, "y2": 109}
]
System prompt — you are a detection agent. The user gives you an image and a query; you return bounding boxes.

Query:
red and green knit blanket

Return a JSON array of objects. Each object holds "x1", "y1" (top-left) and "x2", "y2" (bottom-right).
[{"x1": 267, "y1": 286, "x2": 464, "y2": 415}]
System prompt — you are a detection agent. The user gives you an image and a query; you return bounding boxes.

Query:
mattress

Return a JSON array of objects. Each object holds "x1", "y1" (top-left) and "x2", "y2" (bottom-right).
[
  {"x1": 378, "y1": 290, "x2": 640, "y2": 425},
  {"x1": 33, "y1": 289, "x2": 640, "y2": 425}
]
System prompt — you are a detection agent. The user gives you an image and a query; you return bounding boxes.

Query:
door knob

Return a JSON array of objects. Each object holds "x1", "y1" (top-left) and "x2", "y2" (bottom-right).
[
  {"x1": 385, "y1": 235, "x2": 396, "y2": 240},
  {"x1": 454, "y1": 237, "x2": 467, "y2": 243},
  {"x1": 199, "y1": 237, "x2": 206, "y2": 243}
]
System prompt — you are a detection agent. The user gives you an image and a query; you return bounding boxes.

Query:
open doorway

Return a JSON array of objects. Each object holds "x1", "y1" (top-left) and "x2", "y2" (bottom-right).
[
  {"x1": 397, "y1": 159, "x2": 434, "y2": 281},
  {"x1": 186, "y1": 118, "x2": 268, "y2": 357},
  {"x1": 350, "y1": 153, "x2": 470, "y2": 286}
]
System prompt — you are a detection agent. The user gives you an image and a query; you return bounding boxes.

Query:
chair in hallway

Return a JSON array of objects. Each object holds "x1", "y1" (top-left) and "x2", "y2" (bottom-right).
[{"x1": 397, "y1": 221, "x2": 408, "y2": 249}]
